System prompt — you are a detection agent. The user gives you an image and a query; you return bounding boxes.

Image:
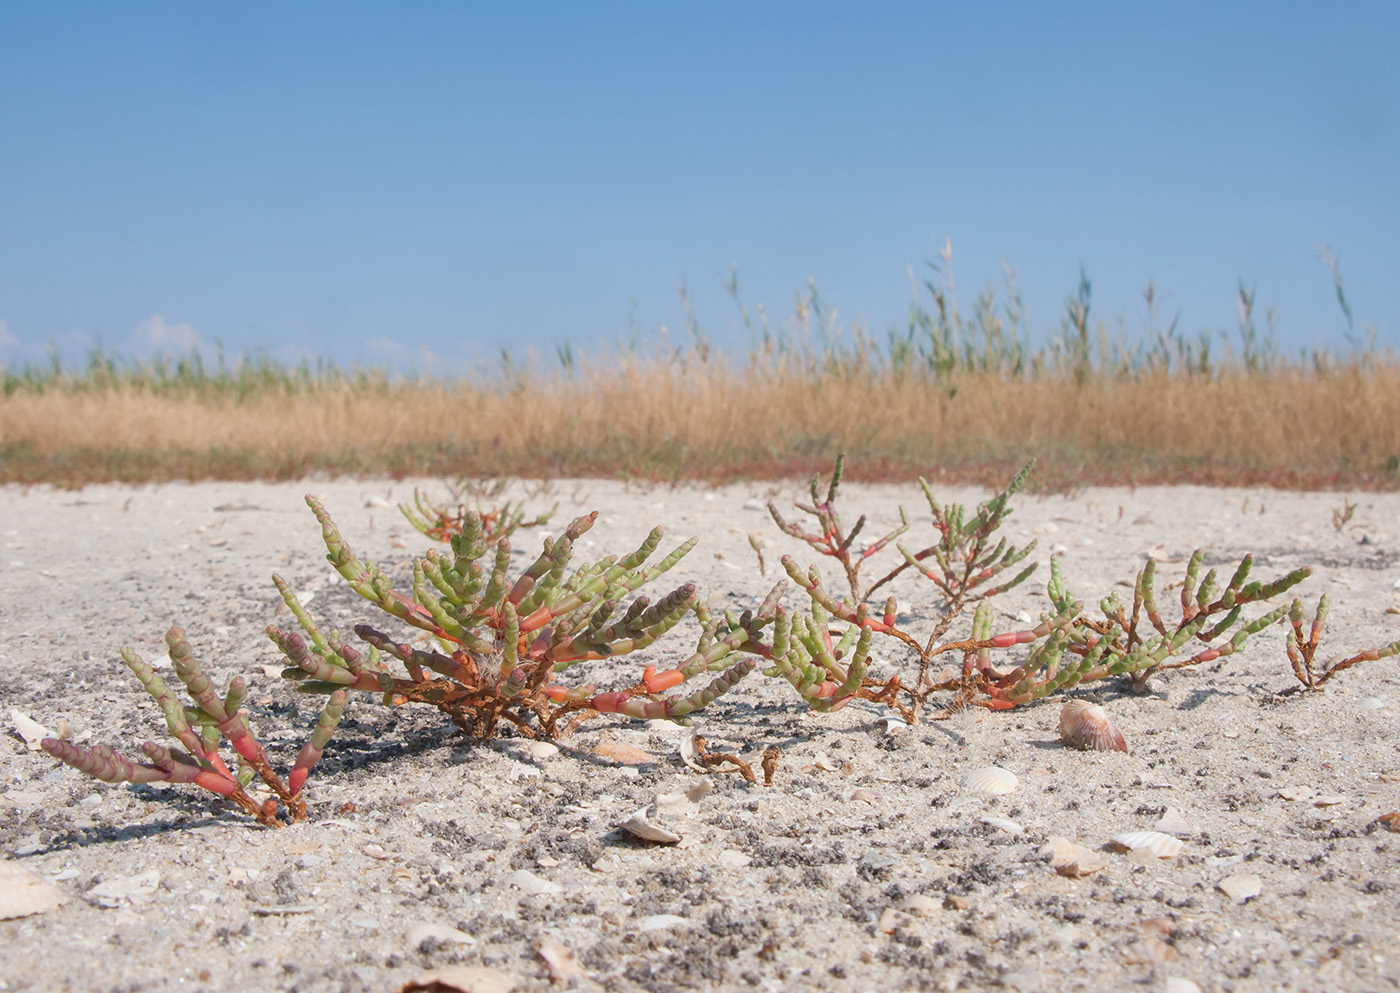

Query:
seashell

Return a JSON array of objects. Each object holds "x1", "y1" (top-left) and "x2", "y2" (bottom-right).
[
  {"x1": 684, "y1": 778, "x2": 714, "y2": 803},
  {"x1": 639, "y1": 913, "x2": 693, "y2": 932},
  {"x1": 1217, "y1": 873, "x2": 1262, "y2": 903},
  {"x1": 406, "y1": 966, "x2": 518, "y2": 993},
  {"x1": 718, "y1": 850, "x2": 751, "y2": 867},
  {"x1": 980, "y1": 815, "x2": 1024, "y2": 835},
  {"x1": 405, "y1": 922, "x2": 476, "y2": 948},
  {"x1": 1165, "y1": 980, "x2": 1203, "y2": 993},
  {"x1": 0, "y1": 862, "x2": 65, "y2": 920},
  {"x1": 1124, "y1": 937, "x2": 1177, "y2": 964},
  {"x1": 537, "y1": 938, "x2": 582, "y2": 983},
  {"x1": 1058, "y1": 700, "x2": 1128, "y2": 753},
  {"x1": 1109, "y1": 831, "x2": 1183, "y2": 859},
  {"x1": 620, "y1": 810, "x2": 682, "y2": 844},
  {"x1": 897, "y1": 893, "x2": 941, "y2": 917},
  {"x1": 1041, "y1": 836, "x2": 1108, "y2": 876},
  {"x1": 8, "y1": 710, "x2": 50, "y2": 751},
  {"x1": 592, "y1": 741, "x2": 656, "y2": 766},
  {"x1": 878, "y1": 907, "x2": 913, "y2": 934},
  {"x1": 960, "y1": 766, "x2": 1018, "y2": 795},
  {"x1": 503, "y1": 869, "x2": 562, "y2": 895},
  {"x1": 678, "y1": 732, "x2": 706, "y2": 772},
  {"x1": 1152, "y1": 806, "x2": 1194, "y2": 838},
  {"x1": 85, "y1": 869, "x2": 160, "y2": 908}
]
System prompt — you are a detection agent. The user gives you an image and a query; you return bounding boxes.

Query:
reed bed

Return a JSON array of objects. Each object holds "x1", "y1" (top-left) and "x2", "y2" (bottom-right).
[
  {"x1": 3, "y1": 268, "x2": 1397, "y2": 489},
  {"x1": 3, "y1": 355, "x2": 1397, "y2": 489}
]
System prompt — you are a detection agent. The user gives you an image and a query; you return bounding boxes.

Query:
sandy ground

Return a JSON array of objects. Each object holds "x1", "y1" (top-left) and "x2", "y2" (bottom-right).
[{"x1": 0, "y1": 476, "x2": 1398, "y2": 993}]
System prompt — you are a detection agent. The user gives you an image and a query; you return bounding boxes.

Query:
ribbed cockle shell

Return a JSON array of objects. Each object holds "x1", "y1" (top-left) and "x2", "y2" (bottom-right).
[
  {"x1": 1059, "y1": 700, "x2": 1128, "y2": 753},
  {"x1": 1108, "y1": 830, "x2": 1183, "y2": 858},
  {"x1": 960, "y1": 766, "x2": 1018, "y2": 795}
]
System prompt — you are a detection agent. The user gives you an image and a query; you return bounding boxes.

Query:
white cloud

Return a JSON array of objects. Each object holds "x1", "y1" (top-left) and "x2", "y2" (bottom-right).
[
  {"x1": 0, "y1": 319, "x2": 17, "y2": 352},
  {"x1": 124, "y1": 314, "x2": 202, "y2": 358}
]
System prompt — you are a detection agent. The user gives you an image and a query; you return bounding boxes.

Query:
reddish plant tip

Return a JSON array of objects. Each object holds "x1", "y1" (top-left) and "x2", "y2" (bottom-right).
[
  {"x1": 590, "y1": 691, "x2": 629, "y2": 713},
  {"x1": 643, "y1": 668, "x2": 685, "y2": 693}
]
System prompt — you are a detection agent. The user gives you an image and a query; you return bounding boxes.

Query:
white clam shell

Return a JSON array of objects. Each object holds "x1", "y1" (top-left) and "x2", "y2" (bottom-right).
[
  {"x1": 1058, "y1": 700, "x2": 1127, "y2": 753},
  {"x1": 1109, "y1": 830, "x2": 1183, "y2": 859},
  {"x1": 960, "y1": 766, "x2": 1018, "y2": 795}
]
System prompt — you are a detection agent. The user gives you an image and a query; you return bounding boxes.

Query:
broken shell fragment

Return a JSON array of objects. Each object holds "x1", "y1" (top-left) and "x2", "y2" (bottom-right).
[
  {"x1": 1041, "y1": 836, "x2": 1107, "y2": 876},
  {"x1": 897, "y1": 893, "x2": 941, "y2": 917},
  {"x1": 8, "y1": 710, "x2": 50, "y2": 751},
  {"x1": 592, "y1": 741, "x2": 656, "y2": 766},
  {"x1": 620, "y1": 810, "x2": 682, "y2": 844},
  {"x1": 980, "y1": 815, "x2": 1024, "y2": 835},
  {"x1": 1217, "y1": 873, "x2": 1262, "y2": 903},
  {"x1": 1152, "y1": 806, "x2": 1194, "y2": 838},
  {"x1": 1109, "y1": 831, "x2": 1183, "y2": 859},
  {"x1": 0, "y1": 862, "x2": 65, "y2": 920},
  {"x1": 678, "y1": 731, "x2": 706, "y2": 772},
  {"x1": 960, "y1": 766, "x2": 1018, "y2": 795},
  {"x1": 1058, "y1": 700, "x2": 1128, "y2": 753}
]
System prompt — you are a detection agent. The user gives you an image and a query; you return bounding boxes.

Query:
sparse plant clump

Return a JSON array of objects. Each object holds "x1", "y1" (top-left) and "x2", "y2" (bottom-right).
[
  {"x1": 756, "y1": 455, "x2": 1389, "y2": 717},
  {"x1": 766, "y1": 453, "x2": 910, "y2": 602},
  {"x1": 42, "y1": 496, "x2": 766, "y2": 824},
  {"x1": 41, "y1": 627, "x2": 345, "y2": 827},
  {"x1": 400, "y1": 477, "x2": 557, "y2": 544},
  {"x1": 954, "y1": 550, "x2": 1308, "y2": 708},
  {"x1": 273, "y1": 496, "x2": 756, "y2": 739},
  {"x1": 1282, "y1": 595, "x2": 1400, "y2": 692},
  {"x1": 1331, "y1": 498, "x2": 1358, "y2": 533}
]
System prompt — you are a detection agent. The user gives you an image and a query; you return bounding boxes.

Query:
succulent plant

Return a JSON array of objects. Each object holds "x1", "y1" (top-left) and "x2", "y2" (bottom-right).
[
  {"x1": 41, "y1": 626, "x2": 345, "y2": 826},
  {"x1": 271, "y1": 496, "x2": 758, "y2": 740}
]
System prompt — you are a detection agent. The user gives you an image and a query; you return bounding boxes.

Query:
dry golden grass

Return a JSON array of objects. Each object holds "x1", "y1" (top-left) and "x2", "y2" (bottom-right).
[{"x1": 3, "y1": 354, "x2": 1398, "y2": 489}]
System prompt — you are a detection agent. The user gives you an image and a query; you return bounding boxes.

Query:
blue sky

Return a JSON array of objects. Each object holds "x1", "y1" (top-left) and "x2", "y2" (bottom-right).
[{"x1": 0, "y1": 3, "x2": 1396, "y2": 374}]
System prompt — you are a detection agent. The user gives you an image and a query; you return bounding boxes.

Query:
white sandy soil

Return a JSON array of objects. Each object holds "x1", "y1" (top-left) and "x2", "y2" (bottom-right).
[{"x1": 1, "y1": 477, "x2": 1398, "y2": 993}]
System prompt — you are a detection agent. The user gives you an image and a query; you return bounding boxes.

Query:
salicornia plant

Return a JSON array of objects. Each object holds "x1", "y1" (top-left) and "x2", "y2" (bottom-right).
[
  {"x1": 400, "y1": 479, "x2": 557, "y2": 545},
  {"x1": 272, "y1": 497, "x2": 755, "y2": 740},
  {"x1": 1282, "y1": 594, "x2": 1400, "y2": 692},
  {"x1": 766, "y1": 454, "x2": 909, "y2": 602},
  {"x1": 759, "y1": 457, "x2": 1320, "y2": 717},
  {"x1": 42, "y1": 627, "x2": 345, "y2": 827}
]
